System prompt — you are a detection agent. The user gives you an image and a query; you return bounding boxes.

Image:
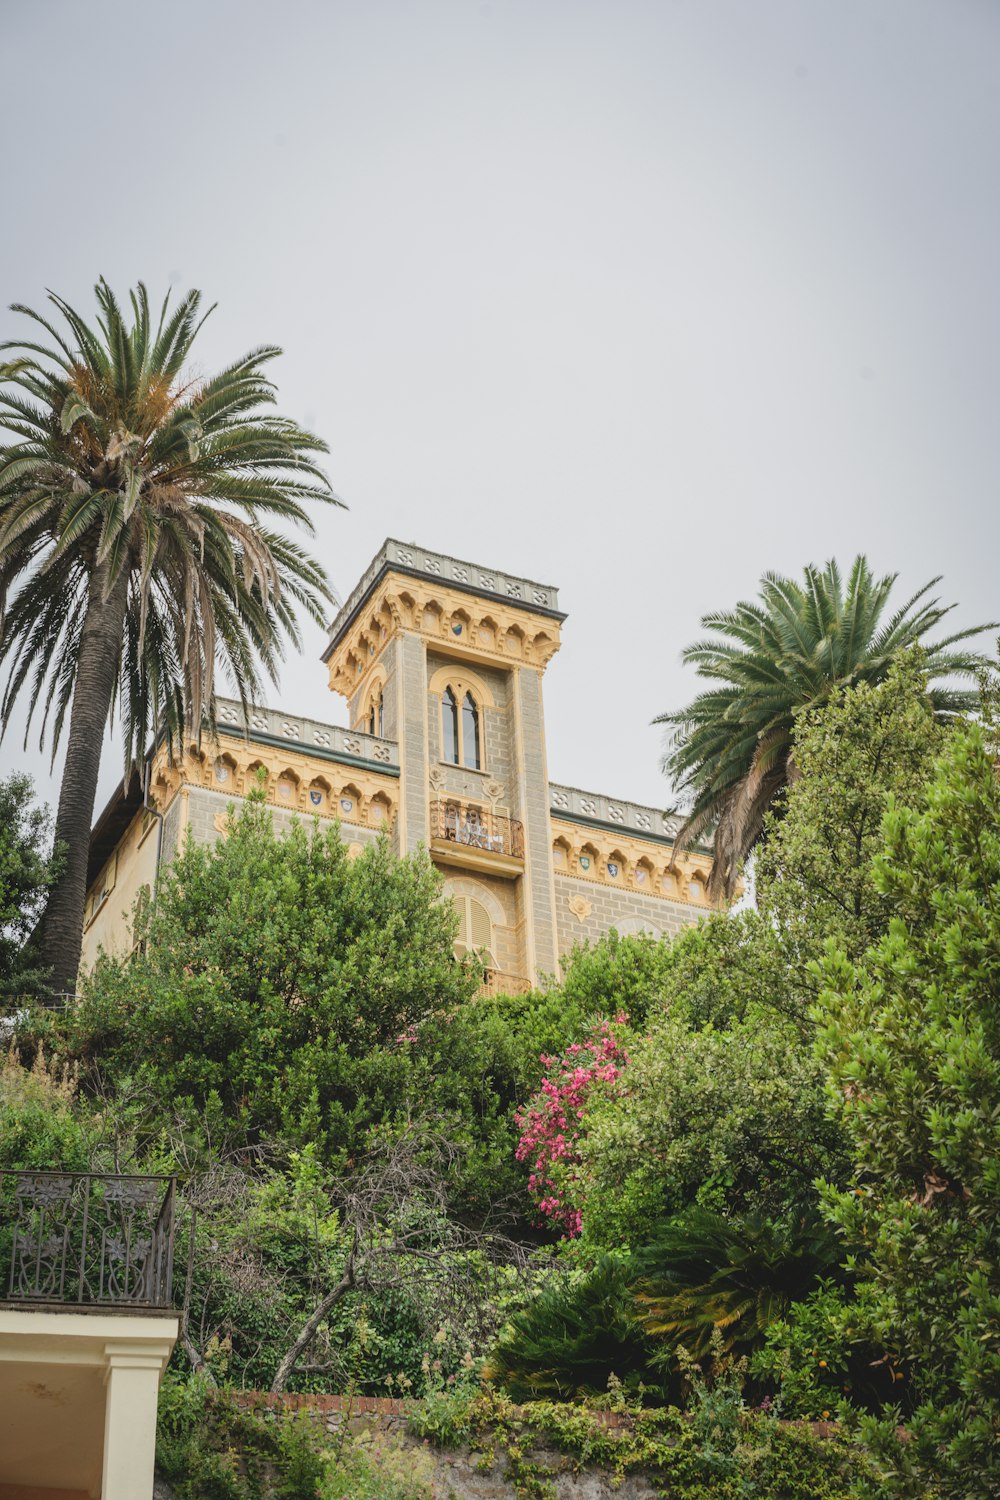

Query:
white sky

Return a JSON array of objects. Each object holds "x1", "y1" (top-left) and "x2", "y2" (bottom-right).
[{"x1": 2, "y1": 0, "x2": 998, "y2": 820}]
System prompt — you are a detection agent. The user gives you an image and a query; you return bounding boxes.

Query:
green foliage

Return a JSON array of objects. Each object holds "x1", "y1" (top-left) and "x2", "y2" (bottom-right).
[
  {"x1": 176, "y1": 1157, "x2": 351, "y2": 1393},
  {"x1": 751, "y1": 1282, "x2": 894, "y2": 1421},
  {"x1": 757, "y1": 654, "x2": 946, "y2": 972},
  {"x1": 409, "y1": 1379, "x2": 877, "y2": 1498},
  {"x1": 0, "y1": 1048, "x2": 94, "y2": 1172},
  {"x1": 633, "y1": 1211, "x2": 843, "y2": 1363},
  {"x1": 407, "y1": 980, "x2": 591, "y2": 1217},
  {"x1": 0, "y1": 773, "x2": 57, "y2": 995},
  {"x1": 318, "y1": 1432, "x2": 438, "y2": 1500},
  {"x1": 658, "y1": 556, "x2": 990, "y2": 898},
  {"x1": 558, "y1": 913, "x2": 791, "y2": 1032},
  {"x1": 815, "y1": 718, "x2": 1000, "y2": 1496},
  {"x1": 576, "y1": 1005, "x2": 847, "y2": 1244},
  {"x1": 73, "y1": 798, "x2": 476, "y2": 1162},
  {"x1": 157, "y1": 1376, "x2": 331, "y2": 1500},
  {"x1": 548, "y1": 927, "x2": 678, "y2": 1027},
  {"x1": 487, "y1": 1215, "x2": 841, "y2": 1403},
  {"x1": 641, "y1": 909, "x2": 792, "y2": 1030},
  {"x1": 484, "y1": 1257, "x2": 653, "y2": 1400}
]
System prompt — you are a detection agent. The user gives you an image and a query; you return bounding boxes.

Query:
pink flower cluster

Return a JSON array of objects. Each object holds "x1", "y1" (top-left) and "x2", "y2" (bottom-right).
[{"x1": 515, "y1": 1015, "x2": 628, "y2": 1237}]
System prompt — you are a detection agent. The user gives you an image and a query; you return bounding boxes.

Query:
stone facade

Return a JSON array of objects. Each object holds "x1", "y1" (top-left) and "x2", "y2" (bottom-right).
[{"x1": 82, "y1": 540, "x2": 718, "y2": 981}]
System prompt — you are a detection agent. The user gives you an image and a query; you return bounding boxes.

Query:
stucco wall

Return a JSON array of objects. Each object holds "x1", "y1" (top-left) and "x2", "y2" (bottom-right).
[
  {"x1": 79, "y1": 808, "x2": 160, "y2": 972},
  {"x1": 554, "y1": 873, "x2": 702, "y2": 958}
]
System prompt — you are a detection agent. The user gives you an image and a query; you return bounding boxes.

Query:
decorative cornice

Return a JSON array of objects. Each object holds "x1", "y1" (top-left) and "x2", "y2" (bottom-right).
[
  {"x1": 325, "y1": 577, "x2": 563, "y2": 699},
  {"x1": 323, "y1": 538, "x2": 565, "y2": 661}
]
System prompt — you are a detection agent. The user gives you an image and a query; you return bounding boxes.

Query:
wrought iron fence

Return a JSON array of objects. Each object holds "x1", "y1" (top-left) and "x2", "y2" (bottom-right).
[
  {"x1": 430, "y1": 800, "x2": 524, "y2": 860},
  {"x1": 479, "y1": 968, "x2": 533, "y2": 997},
  {"x1": 0, "y1": 1171, "x2": 176, "y2": 1309}
]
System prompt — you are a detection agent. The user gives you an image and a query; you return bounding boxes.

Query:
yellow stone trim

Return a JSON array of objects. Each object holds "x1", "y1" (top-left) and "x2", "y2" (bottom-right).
[
  {"x1": 550, "y1": 816, "x2": 719, "y2": 907},
  {"x1": 145, "y1": 735, "x2": 398, "y2": 832},
  {"x1": 353, "y1": 663, "x2": 389, "y2": 732},
  {"x1": 427, "y1": 662, "x2": 497, "y2": 710},
  {"x1": 430, "y1": 839, "x2": 524, "y2": 880},
  {"x1": 326, "y1": 573, "x2": 562, "y2": 699}
]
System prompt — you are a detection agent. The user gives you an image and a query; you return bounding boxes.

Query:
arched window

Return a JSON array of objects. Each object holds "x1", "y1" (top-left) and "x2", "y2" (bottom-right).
[
  {"x1": 462, "y1": 692, "x2": 481, "y2": 770},
  {"x1": 453, "y1": 895, "x2": 495, "y2": 966},
  {"x1": 441, "y1": 687, "x2": 459, "y2": 764},
  {"x1": 366, "y1": 686, "x2": 384, "y2": 738}
]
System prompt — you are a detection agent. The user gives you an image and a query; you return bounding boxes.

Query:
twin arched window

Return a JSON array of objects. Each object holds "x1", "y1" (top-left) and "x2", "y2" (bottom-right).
[{"x1": 441, "y1": 687, "x2": 481, "y2": 769}]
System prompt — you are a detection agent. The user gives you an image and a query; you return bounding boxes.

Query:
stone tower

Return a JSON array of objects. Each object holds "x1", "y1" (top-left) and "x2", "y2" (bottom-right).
[{"x1": 323, "y1": 539, "x2": 566, "y2": 983}]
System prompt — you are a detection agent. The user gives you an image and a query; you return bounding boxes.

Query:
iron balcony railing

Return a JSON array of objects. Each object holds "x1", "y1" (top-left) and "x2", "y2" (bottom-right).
[
  {"x1": 430, "y1": 800, "x2": 525, "y2": 860},
  {"x1": 0, "y1": 1171, "x2": 176, "y2": 1310},
  {"x1": 479, "y1": 968, "x2": 533, "y2": 997}
]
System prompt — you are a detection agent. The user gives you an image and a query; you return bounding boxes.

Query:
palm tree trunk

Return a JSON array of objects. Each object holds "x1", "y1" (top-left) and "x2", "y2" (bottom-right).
[{"x1": 39, "y1": 562, "x2": 130, "y2": 996}]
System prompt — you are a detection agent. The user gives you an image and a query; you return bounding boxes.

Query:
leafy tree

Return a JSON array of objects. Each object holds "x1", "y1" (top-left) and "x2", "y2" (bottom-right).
[
  {"x1": 0, "y1": 279, "x2": 340, "y2": 992},
  {"x1": 0, "y1": 773, "x2": 57, "y2": 995},
  {"x1": 72, "y1": 795, "x2": 474, "y2": 1161},
  {"x1": 405, "y1": 982, "x2": 591, "y2": 1220},
  {"x1": 574, "y1": 1004, "x2": 848, "y2": 1247},
  {"x1": 658, "y1": 557, "x2": 991, "y2": 898},
  {"x1": 548, "y1": 928, "x2": 676, "y2": 1027},
  {"x1": 815, "y1": 719, "x2": 1000, "y2": 1497},
  {"x1": 756, "y1": 654, "x2": 945, "y2": 977}
]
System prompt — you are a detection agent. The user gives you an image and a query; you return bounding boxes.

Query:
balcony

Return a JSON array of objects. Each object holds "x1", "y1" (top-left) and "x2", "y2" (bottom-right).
[
  {"x1": 429, "y1": 799, "x2": 525, "y2": 877},
  {"x1": 1, "y1": 1170, "x2": 177, "y2": 1310},
  {"x1": 479, "y1": 968, "x2": 533, "y2": 998}
]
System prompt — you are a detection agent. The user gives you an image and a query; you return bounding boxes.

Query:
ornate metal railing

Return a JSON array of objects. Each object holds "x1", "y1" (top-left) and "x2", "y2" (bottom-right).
[
  {"x1": 0, "y1": 1171, "x2": 176, "y2": 1310},
  {"x1": 430, "y1": 800, "x2": 524, "y2": 860},
  {"x1": 479, "y1": 968, "x2": 533, "y2": 998}
]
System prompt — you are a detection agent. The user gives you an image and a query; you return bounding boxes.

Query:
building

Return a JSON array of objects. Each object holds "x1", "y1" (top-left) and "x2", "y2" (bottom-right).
[
  {"x1": 0, "y1": 1169, "x2": 178, "y2": 1499},
  {"x1": 81, "y1": 540, "x2": 717, "y2": 986}
]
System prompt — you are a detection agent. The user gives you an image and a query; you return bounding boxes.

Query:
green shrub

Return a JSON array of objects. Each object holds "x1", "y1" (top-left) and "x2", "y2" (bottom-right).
[
  {"x1": 815, "y1": 719, "x2": 1000, "y2": 1496},
  {"x1": 156, "y1": 1376, "x2": 325, "y2": 1500},
  {"x1": 407, "y1": 1379, "x2": 877, "y2": 1499},
  {"x1": 633, "y1": 1211, "x2": 843, "y2": 1364},
  {"x1": 483, "y1": 1257, "x2": 654, "y2": 1400},
  {"x1": 319, "y1": 1432, "x2": 437, "y2": 1499},
  {"x1": 751, "y1": 1282, "x2": 898, "y2": 1420}
]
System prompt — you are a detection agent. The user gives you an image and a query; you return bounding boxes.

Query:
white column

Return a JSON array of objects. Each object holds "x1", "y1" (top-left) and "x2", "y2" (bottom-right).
[{"x1": 101, "y1": 1342, "x2": 169, "y2": 1500}]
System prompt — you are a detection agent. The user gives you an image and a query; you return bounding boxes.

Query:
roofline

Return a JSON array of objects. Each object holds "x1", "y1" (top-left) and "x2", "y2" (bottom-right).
[{"x1": 322, "y1": 538, "x2": 567, "y2": 662}]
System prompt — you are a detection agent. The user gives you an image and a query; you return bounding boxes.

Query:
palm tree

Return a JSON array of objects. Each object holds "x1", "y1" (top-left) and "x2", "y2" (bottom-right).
[
  {"x1": 0, "y1": 280, "x2": 342, "y2": 993},
  {"x1": 632, "y1": 1210, "x2": 842, "y2": 1362},
  {"x1": 657, "y1": 557, "x2": 994, "y2": 900}
]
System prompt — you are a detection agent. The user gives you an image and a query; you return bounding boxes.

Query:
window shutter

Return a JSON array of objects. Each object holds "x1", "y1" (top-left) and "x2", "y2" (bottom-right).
[{"x1": 469, "y1": 899, "x2": 492, "y2": 952}]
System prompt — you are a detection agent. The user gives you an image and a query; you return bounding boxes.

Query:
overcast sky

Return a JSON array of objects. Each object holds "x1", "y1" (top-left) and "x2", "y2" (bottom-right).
[{"x1": 2, "y1": 0, "x2": 998, "y2": 820}]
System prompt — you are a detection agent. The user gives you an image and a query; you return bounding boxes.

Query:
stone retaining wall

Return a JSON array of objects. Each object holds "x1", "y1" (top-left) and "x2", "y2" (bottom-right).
[{"x1": 228, "y1": 1393, "x2": 658, "y2": 1499}]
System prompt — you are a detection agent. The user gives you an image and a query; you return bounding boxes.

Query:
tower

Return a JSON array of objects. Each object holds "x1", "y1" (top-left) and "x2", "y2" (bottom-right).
[{"x1": 323, "y1": 539, "x2": 565, "y2": 986}]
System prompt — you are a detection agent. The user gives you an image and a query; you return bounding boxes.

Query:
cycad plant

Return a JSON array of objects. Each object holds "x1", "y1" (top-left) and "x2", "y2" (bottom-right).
[
  {"x1": 0, "y1": 280, "x2": 341, "y2": 992},
  {"x1": 658, "y1": 557, "x2": 993, "y2": 899},
  {"x1": 632, "y1": 1211, "x2": 842, "y2": 1363},
  {"x1": 483, "y1": 1257, "x2": 653, "y2": 1401}
]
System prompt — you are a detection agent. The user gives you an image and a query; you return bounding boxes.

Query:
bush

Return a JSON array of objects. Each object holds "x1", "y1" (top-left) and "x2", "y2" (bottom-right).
[
  {"x1": 814, "y1": 718, "x2": 1000, "y2": 1496},
  {"x1": 575, "y1": 1006, "x2": 847, "y2": 1246},
  {"x1": 633, "y1": 1211, "x2": 843, "y2": 1363},
  {"x1": 751, "y1": 1282, "x2": 899, "y2": 1420},
  {"x1": 0, "y1": 1047, "x2": 94, "y2": 1172},
  {"x1": 156, "y1": 1376, "x2": 326, "y2": 1500},
  {"x1": 483, "y1": 1256, "x2": 653, "y2": 1401}
]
